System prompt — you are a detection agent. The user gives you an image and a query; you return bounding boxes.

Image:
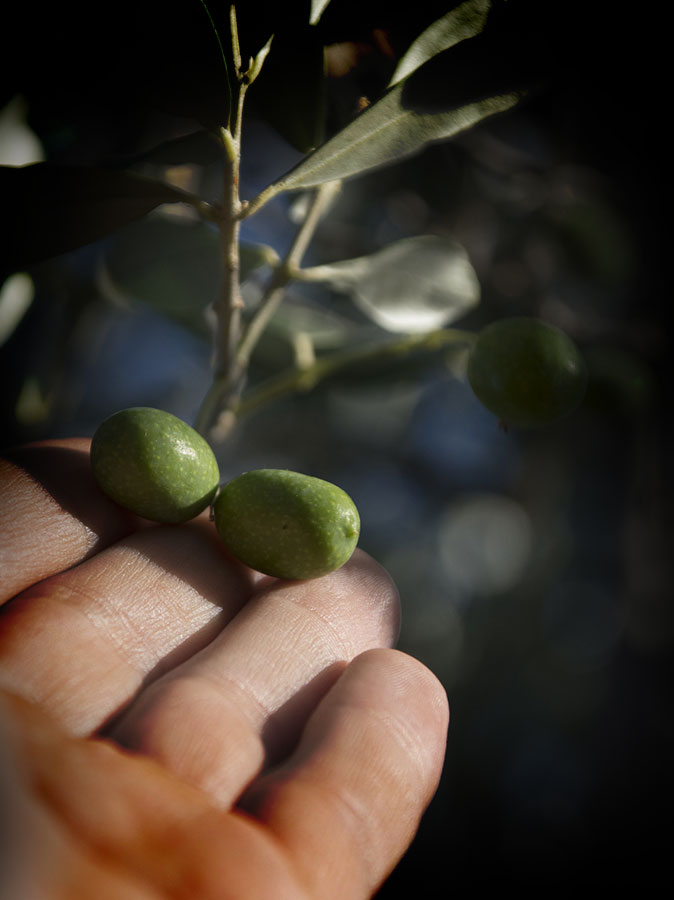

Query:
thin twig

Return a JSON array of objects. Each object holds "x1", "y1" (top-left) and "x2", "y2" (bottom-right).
[
  {"x1": 195, "y1": 86, "x2": 248, "y2": 439},
  {"x1": 236, "y1": 181, "x2": 340, "y2": 372},
  {"x1": 197, "y1": 180, "x2": 340, "y2": 443}
]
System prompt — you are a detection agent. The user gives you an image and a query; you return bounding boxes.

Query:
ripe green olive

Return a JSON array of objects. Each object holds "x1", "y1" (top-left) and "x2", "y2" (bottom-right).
[
  {"x1": 467, "y1": 317, "x2": 587, "y2": 427},
  {"x1": 90, "y1": 407, "x2": 220, "y2": 523},
  {"x1": 213, "y1": 469, "x2": 360, "y2": 580}
]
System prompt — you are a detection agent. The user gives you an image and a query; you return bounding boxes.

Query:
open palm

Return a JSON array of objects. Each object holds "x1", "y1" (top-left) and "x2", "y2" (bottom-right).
[{"x1": 0, "y1": 439, "x2": 448, "y2": 899}]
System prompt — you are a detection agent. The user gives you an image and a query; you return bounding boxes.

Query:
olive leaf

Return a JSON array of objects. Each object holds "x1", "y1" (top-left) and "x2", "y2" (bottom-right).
[
  {"x1": 102, "y1": 217, "x2": 273, "y2": 338},
  {"x1": 389, "y1": 0, "x2": 492, "y2": 86},
  {"x1": 310, "y1": 0, "x2": 332, "y2": 25},
  {"x1": 248, "y1": 35, "x2": 275, "y2": 85},
  {"x1": 301, "y1": 235, "x2": 480, "y2": 334},
  {"x1": 264, "y1": 36, "x2": 522, "y2": 192},
  {"x1": 1, "y1": 163, "x2": 193, "y2": 273},
  {"x1": 0, "y1": 272, "x2": 34, "y2": 347},
  {"x1": 264, "y1": 294, "x2": 357, "y2": 348},
  {"x1": 248, "y1": 291, "x2": 360, "y2": 373}
]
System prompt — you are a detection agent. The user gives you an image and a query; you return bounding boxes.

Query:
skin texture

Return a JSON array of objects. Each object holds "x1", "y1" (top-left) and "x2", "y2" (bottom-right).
[
  {"x1": 214, "y1": 469, "x2": 361, "y2": 580},
  {"x1": 0, "y1": 438, "x2": 449, "y2": 900}
]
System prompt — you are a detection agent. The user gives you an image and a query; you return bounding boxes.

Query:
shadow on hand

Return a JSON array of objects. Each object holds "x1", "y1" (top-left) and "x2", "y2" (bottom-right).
[{"x1": 2, "y1": 439, "x2": 142, "y2": 555}]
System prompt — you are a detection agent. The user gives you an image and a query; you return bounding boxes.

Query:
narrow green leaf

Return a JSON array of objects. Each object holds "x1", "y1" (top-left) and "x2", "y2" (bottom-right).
[
  {"x1": 273, "y1": 87, "x2": 518, "y2": 192},
  {"x1": 389, "y1": 0, "x2": 492, "y2": 86},
  {"x1": 248, "y1": 35, "x2": 274, "y2": 85},
  {"x1": 303, "y1": 236, "x2": 480, "y2": 334},
  {"x1": 267, "y1": 33, "x2": 524, "y2": 192},
  {"x1": 230, "y1": 5, "x2": 243, "y2": 72},
  {"x1": 2, "y1": 164, "x2": 192, "y2": 272}
]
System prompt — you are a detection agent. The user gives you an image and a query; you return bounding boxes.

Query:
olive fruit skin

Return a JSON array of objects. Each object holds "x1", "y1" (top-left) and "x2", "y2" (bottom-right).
[
  {"x1": 214, "y1": 469, "x2": 360, "y2": 580},
  {"x1": 90, "y1": 407, "x2": 220, "y2": 523},
  {"x1": 467, "y1": 317, "x2": 587, "y2": 427}
]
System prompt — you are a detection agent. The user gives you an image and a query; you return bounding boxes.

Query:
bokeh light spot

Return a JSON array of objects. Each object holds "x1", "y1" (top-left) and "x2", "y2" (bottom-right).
[{"x1": 439, "y1": 493, "x2": 533, "y2": 597}]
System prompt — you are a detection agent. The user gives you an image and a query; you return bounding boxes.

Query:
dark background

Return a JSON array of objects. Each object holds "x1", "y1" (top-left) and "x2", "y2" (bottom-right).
[{"x1": 1, "y1": 1, "x2": 671, "y2": 892}]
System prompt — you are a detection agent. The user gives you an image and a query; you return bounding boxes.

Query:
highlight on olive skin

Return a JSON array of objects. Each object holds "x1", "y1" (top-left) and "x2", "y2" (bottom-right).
[
  {"x1": 90, "y1": 407, "x2": 220, "y2": 523},
  {"x1": 466, "y1": 317, "x2": 588, "y2": 428},
  {"x1": 213, "y1": 468, "x2": 361, "y2": 580}
]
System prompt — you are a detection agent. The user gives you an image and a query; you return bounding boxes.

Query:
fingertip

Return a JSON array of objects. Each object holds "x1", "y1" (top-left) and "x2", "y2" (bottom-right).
[
  {"x1": 368, "y1": 646, "x2": 449, "y2": 703},
  {"x1": 248, "y1": 547, "x2": 401, "y2": 653},
  {"x1": 336, "y1": 549, "x2": 402, "y2": 646},
  {"x1": 343, "y1": 646, "x2": 449, "y2": 749},
  {"x1": 239, "y1": 646, "x2": 449, "y2": 898},
  {"x1": 342, "y1": 547, "x2": 399, "y2": 593},
  {"x1": 350, "y1": 646, "x2": 450, "y2": 744}
]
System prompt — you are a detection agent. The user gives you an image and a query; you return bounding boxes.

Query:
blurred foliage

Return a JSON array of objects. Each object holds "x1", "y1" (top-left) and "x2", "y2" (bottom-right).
[
  {"x1": 300, "y1": 235, "x2": 480, "y2": 333},
  {"x1": 1, "y1": 164, "x2": 189, "y2": 275}
]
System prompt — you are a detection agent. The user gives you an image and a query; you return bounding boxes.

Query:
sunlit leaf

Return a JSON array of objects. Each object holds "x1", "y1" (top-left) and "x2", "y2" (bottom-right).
[
  {"x1": 2, "y1": 163, "x2": 192, "y2": 273},
  {"x1": 248, "y1": 35, "x2": 274, "y2": 85},
  {"x1": 268, "y1": 33, "x2": 524, "y2": 191},
  {"x1": 0, "y1": 272, "x2": 34, "y2": 346},
  {"x1": 389, "y1": 0, "x2": 491, "y2": 85},
  {"x1": 0, "y1": 96, "x2": 45, "y2": 166},
  {"x1": 310, "y1": 0, "x2": 332, "y2": 25},
  {"x1": 304, "y1": 235, "x2": 480, "y2": 333}
]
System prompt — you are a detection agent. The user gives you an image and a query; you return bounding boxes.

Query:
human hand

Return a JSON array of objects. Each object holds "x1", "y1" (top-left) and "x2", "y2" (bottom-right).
[{"x1": 0, "y1": 439, "x2": 449, "y2": 899}]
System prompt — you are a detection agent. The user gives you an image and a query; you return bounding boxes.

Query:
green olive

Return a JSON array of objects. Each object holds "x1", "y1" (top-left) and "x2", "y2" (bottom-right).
[
  {"x1": 213, "y1": 469, "x2": 360, "y2": 580},
  {"x1": 90, "y1": 407, "x2": 219, "y2": 523},
  {"x1": 467, "y1": 317, "x2": 587, "y2": 427}
]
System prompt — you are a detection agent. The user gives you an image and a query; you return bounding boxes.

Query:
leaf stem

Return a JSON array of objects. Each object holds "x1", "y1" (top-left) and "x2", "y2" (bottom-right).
[
  {"x1": 236, "y1": 180, "x2": 340, "y2": 370},
  {"x1": 230, "y1": 4, "x2": 242, "y2": 73},
  {"x1": 195, "y1": 79, "x2": 248, "y2": 440},
  {"x1": 197, "y1": 180, "x2": 340, "y2": 444},
  {"x1": 238, "y1": 181, "x2": 282, "y2": 221}
]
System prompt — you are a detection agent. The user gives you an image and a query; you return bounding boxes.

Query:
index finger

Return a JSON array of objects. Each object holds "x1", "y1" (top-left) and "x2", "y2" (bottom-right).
[{"x1": 0, "y1": 438, "x2": 142, "y2": 603}]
